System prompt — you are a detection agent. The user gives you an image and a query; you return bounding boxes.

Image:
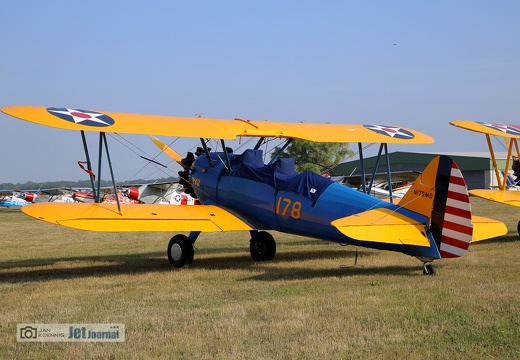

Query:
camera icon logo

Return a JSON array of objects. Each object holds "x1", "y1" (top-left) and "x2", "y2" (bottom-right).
[{"x1": 20, "y1": 326, "x2": 38, "y2": 339}]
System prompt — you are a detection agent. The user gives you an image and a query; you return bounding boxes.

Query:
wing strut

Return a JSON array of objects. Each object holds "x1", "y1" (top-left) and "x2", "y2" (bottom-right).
[
  {"x1": 102, "y1": 132, "x2": 122, "y2": 213},
  {"x1": 358, "y1": 143, "x2": 366, "y2": 193},
  {"x1": 80, "y1": 130, "x2": 98, "y2": 201},
  {"x1": 200, "y1": 138, "x2": 214, "y2": 167},
  {"x1": 79, "y1": 131, "x2": 122, "y2": 213},
  {"x1": 486, "y1": 134, "x2": 503, "y2": 190},
  {"x1": 219, "y1": 139, "x2": 233, "y2": 174},
  {"x1": 268, "y1": 138, "x2": 293, "y2": 165},
  {"x1": 384, "y1": 144, "x2": 394, "y2": 203},
  {"x1": 359, "y1": 143, "x2": 395, "y2": 203},
  {"x1": 366, "y1": 144, "x2": 384, "y2": 195}
]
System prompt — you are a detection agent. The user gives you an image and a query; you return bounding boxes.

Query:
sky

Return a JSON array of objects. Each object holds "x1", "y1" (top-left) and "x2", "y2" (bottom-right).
[{"x1": 1, "y1": 1, "x2": 519, "y2": 184}]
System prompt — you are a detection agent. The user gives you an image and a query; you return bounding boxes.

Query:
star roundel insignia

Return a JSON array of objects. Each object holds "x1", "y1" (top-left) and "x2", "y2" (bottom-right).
[
  {"x1": 363, "y1": 125, "x2": 415, "y2": 139},
  {"x1": 46, "y1": 107, "x2": 115, "y2": 127},
  {"x1": 477, "y1": 122, "x2": 520, "y2": 136}
]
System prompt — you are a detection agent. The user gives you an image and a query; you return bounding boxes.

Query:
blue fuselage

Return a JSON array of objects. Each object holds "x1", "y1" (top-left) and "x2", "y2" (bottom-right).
[{"x1": 190, "y1": 151, "x2": 440, "y2": 259}]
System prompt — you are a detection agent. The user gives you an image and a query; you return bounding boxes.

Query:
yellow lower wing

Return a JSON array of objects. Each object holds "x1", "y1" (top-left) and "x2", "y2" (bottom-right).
[
  {"x1": 22, "y1": 203, "x2": 253, "y2": 232},
  {"x1": 470, "y1": 189, "x2": 520, "y2": 207},
  {"x1": 331, "y1": 208, "x2": 430, "y2": 246}
]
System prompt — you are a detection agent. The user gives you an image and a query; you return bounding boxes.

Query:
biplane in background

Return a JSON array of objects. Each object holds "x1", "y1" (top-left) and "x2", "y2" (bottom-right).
[
  {"x1": 71, "y1": 182, "x2": 198, "y2": 205},
  {"x1": 451, "y1": 120, "x2": 520, "y2": 234},
  {"x1": 1, "y1": 187, "x2": 86, "y2": 207},
  {"x1": 335, "y1": 170, "x2": 420, "y2": 200},
  {"x1": 0, "y1": 189, "x2": 38, "y2": 207},
  {"x1": 1, "y1": 106, "x2": 507, "y2": 275}
]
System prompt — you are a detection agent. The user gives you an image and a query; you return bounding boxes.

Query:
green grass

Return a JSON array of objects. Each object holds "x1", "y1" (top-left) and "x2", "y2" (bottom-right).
[{"x1": 0, "y1": 197, "x2": 519, "y2": 359}]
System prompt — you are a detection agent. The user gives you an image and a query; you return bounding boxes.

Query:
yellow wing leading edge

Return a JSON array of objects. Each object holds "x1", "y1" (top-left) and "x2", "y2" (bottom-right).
[
  {"x1": 22, "y1": 203, "x2": 253, "y2": 232},
  {"x1": 2, "y1": 105, "x2": 434, "y2": 144}
]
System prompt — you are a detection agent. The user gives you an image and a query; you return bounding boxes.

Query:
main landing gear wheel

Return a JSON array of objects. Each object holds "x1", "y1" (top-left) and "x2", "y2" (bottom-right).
[
  {"x1": 517, "y1": 220, "x2": 520, "y2": 236},
  {"x1": 250, "y1": 231, "x2": 276, "y2": 261},
  {"x1": 423, "y1": 263, "x2": 437, "y2": 276},
  {"x1": 167, "y1": 234, "x2": 194, "y2": 268}
]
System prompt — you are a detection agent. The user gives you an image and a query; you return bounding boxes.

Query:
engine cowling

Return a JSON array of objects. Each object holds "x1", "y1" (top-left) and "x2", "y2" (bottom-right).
[
  {"x1": 21, "y1": 193, "x2": 37, "y2": 202},
  {"x1": 73, "y1": 191, "x2": 94, "y2": 202},
  {"x1": 125, "y1": 187, "x2": 140, "y2": 200}
]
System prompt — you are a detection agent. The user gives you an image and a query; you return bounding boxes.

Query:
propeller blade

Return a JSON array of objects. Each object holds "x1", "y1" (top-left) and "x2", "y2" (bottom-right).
[{"x1": 150, "y1": 136, "x2": 183, "y2": 166}]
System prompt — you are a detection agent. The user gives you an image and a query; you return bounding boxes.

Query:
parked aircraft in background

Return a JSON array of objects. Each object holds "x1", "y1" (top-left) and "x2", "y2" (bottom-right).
[
  {"x1": 71, "y1": 183, "x2": 198, "y2": 205},
  {"x1": 451, "y1": 120, "x2": 520, "y2": 234},
  {"x1": 0, "y1": 190, "x2": 38, "y2": 207},
  {"x1": 0, "y1": 106, "x2": 507, "y2": 275}
]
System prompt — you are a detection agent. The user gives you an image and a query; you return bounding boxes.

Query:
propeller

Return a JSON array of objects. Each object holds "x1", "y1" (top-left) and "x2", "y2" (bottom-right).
[
  {"x1": 150, "y1": 136, "x2": 183, "y2": 167},
  {"x1": 150, "y1": 136, "x2": 202, "y2": 198}
]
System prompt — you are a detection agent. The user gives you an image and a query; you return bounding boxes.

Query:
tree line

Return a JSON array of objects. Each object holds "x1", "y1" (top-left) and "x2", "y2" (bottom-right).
[{"x1": 0, "y1": 177, "x2": 178, "y2": 191}]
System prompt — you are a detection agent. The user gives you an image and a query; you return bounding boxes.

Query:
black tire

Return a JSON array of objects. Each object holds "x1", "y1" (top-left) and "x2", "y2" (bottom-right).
[
  {"x1": 167, "y1": 234, "x2": 194, "y2": 268},
  {"x1": 423, "y1": 264, "x2": 437, "y2": 276},
  {"x1": 517, "y1": 220, "x2": 520, "y2": 237},
  {"x1": 250, "y1": 231, "x2": 276, "y2": 261}
]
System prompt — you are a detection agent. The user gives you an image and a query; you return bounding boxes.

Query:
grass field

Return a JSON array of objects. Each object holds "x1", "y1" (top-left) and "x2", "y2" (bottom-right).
[{"x1": 0, "y1": 197, "x2": 519, "y2": 359}]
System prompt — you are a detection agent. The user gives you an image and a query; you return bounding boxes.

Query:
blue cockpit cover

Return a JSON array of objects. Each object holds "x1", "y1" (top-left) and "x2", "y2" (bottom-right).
[{"x1": 230, "y1": 149, "x2": 333, "y2": 202}]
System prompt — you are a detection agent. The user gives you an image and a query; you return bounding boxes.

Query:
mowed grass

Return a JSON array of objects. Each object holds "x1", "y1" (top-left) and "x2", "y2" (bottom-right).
[{"x1": 0, "y1": 197, "x2": 518, "y2": 359}]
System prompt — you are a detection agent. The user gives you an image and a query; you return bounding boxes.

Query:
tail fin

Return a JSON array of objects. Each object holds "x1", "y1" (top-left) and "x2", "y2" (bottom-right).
[{"x1": 400, "y1": 155, "x2": 473, "y2": 258}]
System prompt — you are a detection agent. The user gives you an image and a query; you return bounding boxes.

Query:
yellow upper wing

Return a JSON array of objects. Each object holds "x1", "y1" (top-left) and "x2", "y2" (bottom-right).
[
  {"x1": 450, "y1": 120, "x2": 520, "y2": 139},
  {"x1": 2, "y1": 105, "x2": 434, "y2": 144},
  {"x1": 22, "y1": 202, "x2": 253, "y2": 232}
]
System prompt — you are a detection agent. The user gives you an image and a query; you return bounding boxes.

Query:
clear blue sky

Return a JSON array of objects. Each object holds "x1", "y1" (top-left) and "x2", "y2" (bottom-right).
[{"x1": 1, "y1": 1, "x2": 519, "y2": 184}]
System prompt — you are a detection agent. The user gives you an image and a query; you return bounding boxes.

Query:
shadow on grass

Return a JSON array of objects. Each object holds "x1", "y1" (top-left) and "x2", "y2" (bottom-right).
[
  {"x1": 0, "y1": 252, "x2": 169, "y2": 283},
  {"x1": 242, "y1": 264, "x2": 421, "y2": 281},
  {"x1": 0, "y1": 247, "x2": 420, "y2": 283},
  {"x1": 472, "y1": 233, "x2": 519, "y2": 246}
]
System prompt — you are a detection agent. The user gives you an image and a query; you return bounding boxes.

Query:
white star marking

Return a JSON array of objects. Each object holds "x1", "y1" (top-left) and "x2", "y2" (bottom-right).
[
  {"x1": 480, "y1": 122, "x2": 520, "y2": 135},
  {"x1": 366, "y1": 125, "x2": 413, "y2": 138},
  {"x1": 49, "y1": 108, "x2": 112, "y2": 126}
]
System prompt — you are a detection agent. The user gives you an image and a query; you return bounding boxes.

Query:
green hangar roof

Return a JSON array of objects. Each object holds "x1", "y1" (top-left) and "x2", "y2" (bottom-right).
[{"x1": 333, "y1": 151, "x2": 491, "y2": 177}]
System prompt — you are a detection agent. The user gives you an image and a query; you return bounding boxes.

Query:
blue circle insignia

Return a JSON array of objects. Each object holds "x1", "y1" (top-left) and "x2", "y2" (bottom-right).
[
  {"x1": 46, "y1": 107, "x2": 115, "y2": 127},
  {"x1": 363, "y1": 125, "x2": 414, "y2": 139},
  {"x1": 477, "y1": 122, "x2": 520, "y2": 136}
]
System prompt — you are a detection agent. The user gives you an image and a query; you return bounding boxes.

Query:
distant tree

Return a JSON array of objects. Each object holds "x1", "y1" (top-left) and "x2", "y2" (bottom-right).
[{"x1": 272, "y1": 139, "x2": 354, "y2": 174}]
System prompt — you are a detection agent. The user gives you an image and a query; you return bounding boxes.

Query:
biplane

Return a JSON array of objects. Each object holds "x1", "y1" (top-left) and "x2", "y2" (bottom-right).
[
  {"x1": 451, "y1": 120, "x2": 520, "y2": 234},
  {"x1": 71, "y1": 183, "x2": 198, "y2": 205},
  {"x1": 0, "y1": 189, "x2": 38, "y2": 207},
  {"x1": 1, "y1": 106, "x2": 507, "y2": 275}
]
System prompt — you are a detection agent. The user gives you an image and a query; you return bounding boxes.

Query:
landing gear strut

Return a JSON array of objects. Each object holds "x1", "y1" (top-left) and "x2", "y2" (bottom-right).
[
  {"x1": 423, "y1": 263, "x2": 436, "y2": 276},
  {"x1": 250, "y1": 231, "x2": 276, "y2": 261}
]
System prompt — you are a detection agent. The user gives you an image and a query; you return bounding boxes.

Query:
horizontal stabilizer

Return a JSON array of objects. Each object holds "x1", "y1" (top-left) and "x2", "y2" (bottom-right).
[
  {"x1": 470, "y1": 189, "x2": 520, "y2": 207},
  {"x1": 331, "y1": 208, "x2": 430, "y2": 247},
  {"x1": 471, "y1": 215, "x2": 508, "y2": 242},
  {"x1": 22, "y1": 203, "x2": 253, "y2": 232}
]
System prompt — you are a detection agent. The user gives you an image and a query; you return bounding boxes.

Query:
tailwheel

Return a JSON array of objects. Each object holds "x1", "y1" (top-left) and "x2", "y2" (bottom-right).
[
  {"x1": 250, "y1": 231, "x2": 276, "y2": 261},
  {"x1": 167, "y1": 234, "x2": 194, "y2": 268},
  {"x1": 423, "y1": 263, "x2": 437, "y2": 276}
]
